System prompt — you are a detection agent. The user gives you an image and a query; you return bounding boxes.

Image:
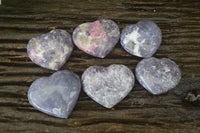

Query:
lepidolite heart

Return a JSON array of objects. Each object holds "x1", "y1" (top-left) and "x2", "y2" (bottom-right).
[
  {"x1": 72, "y1": 19, "x2": 120, "y2": 58},
  {"x1": 28, "y1": 70, "x2": 81, "y2": 118},
  {"x1": 121, "y1": 20, "x2": 162, "y2": 58},
  {"x1": 82, "y1": 64, "x2": 135, "y2": 108},
  {"x1": 27, "y1": 29, "x2": 73, "y2": 70},
  {"x1": 135, "y1": 57, "x2": 181, "y2": 95}
]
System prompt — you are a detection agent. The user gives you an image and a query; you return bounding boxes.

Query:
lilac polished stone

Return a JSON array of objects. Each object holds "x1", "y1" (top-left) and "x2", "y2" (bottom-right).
[
  {"x1": 121, "y1": 20, "x2": 162, "y2": 58},
  {"x1": 27, "y1": 29, "x2": 73, "y2": 70},
  {"x1": 135, "y1": 57, "x2": 181, "y2": 95},
  {"x1": 73, "y1": 19, "x2": 120, "y2": 58},
  {"x1": 28, "y1": 70, "x2": 81, "y2": 118},
  {"x1": 82, "y1": 64, "x2": 135, "y2": 108}
]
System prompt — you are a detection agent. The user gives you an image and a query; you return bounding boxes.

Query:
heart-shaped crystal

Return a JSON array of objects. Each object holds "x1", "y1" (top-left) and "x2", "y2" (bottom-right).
[
  {"x1": 121, "y1": 20, "x2": 162, "y2": 58},
  {"x1": 135, "y1": 57, "x2": 181, "y2": 95},
  {"x1": 82, "y1": 64, "x2": 135, "y2": 108},
  {"x1": 27, "y1": 29, "x2": 73, "y2": 70},
  {"x1": 28, "y1": 70, "x2": 81, "y2": 118},
  {"x1": 73, "y1": 19, "x2": 120, "y2": 58}
]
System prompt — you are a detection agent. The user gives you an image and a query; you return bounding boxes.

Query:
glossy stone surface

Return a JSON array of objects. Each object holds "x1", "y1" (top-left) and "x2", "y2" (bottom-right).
[
  {"x1": 82, "y1": 64, "x2": 135, "y2": 108},
  {"x1": 28, "y1": 70, "x2": 81, "y2": 118},
  {"x1": 27, "y1": 29, "x2": 73, "y2": 70},
  {"x1": 121, "y1": 20, "x2": 162, "y2": 58},
  {"x1": 73, "y1": 19, "x2": 120, "y2": 58},
  {"x1": 135, "y1": 57, "x2": 181, "y2": 95}
]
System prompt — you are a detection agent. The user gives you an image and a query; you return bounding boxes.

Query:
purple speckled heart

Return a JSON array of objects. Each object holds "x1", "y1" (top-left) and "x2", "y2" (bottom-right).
[
  {"x1": 135, "y1": 57, "x2": 181, "y2": 95},
  {"x1": 27, "y1": 29, "x2": 73, "y2": 70},
  {"x1": 73, "y1": 19, "x2": 120, "y2": 58},
  {"x1": 82, "y1": 64, "x2": 135, "y2": 108}
]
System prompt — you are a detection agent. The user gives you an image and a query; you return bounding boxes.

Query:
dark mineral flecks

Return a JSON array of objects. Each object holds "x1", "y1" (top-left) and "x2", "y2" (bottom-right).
[{"x1": 27, "y1": 29, "x2": 73, "y2": 70}]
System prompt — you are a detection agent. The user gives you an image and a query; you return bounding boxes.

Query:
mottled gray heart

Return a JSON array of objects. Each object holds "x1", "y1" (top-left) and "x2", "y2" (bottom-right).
[
  {"x1": 135, "y1": 57, "x2": 181, "y2": 95},
  {"x1": 28, "y1": 70, "x2": 81, "y2": 118},
  {"x1": 82, "y1": 64, "x2": 135, "y2": 108}
]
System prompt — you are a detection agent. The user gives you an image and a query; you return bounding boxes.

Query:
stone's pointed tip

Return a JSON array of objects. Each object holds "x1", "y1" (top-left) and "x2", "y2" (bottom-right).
[
  {"x1": 104, "y1": 104, "x2": 115, "y2": 109},
  {"x1": 57, "y1": 114, "x2": 69, "y2": 119},
  {"x1": 148, "y1": 90, "x2": 162, "y2": 95},
  {"x1": 28, "y1": 70, "x2": 81, "y2": 118},
  {"x1": 96, "y1": 54, "x2": 106, "y2": 58},
  {"x1": 54, "y1": 68, "x2": 59, "y2": 71},
  {"x1": 104, "y1": 106, "x2": 113, "y2": 109},
  {"x1": 49, "y1": 67, "x2": 59, "y2": 71}
]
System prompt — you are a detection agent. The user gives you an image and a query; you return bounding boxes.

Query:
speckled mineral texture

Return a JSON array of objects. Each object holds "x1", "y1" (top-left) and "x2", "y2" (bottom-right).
[
  {"x1": 28, "y1": 70, "x2": 81, "y2": 118},
  {"x1": 73, "y1": 19, "x2": 120, "y2": 58},
  {"x1": 121, "y1": 20, "x2": 162, "y2": 58},
  {"x1": 135, "y1": 57, "x2": 181, "y2": 95},
  {"x1": 82, "y1": 64, "x2": 135, "y2": 108},
  {"x1": 27, "y1": 29, "x2": 73, "y2": 70}
]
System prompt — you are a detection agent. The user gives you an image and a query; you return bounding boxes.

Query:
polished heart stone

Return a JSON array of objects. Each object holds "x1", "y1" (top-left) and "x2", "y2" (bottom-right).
[
  {"x1": 28, "y1": 70, "x2": 81, "y2": 118},
  {"x1": 135, "y1": 57, "x2": 181, "y2": 95},
  {"x1": 27, "y1": 29, "x2": 73, "y2": 70},
  {"x1": 73, "y1": 19, "x2": 120, "y2": 58},
  {"x1": 82, "y1": 64, "x2": 135, "y2": 108},
  {"x1": 121, "y1": 20, "x2": 162, "y2": 58}
]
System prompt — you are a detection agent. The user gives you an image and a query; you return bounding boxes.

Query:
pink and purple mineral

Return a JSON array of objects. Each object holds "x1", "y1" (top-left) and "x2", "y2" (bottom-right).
[{"x1": 73, "y1": 19, "x2": 120, "y2": 58}]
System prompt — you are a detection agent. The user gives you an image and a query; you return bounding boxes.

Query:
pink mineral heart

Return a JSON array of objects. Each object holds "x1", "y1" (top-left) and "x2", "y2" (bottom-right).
[
  {"x1": 135, "y1": 57, "x2": 181, "y2": 95},
  {"x1": 72, "y1": 19, "x2": 120, "y2": 58},
  {"x1": 27, "y1": 29, "x2": 73, "y2": 70},
  {"x1": 82, "y1": 64, "x2": 135, "y2": 108}
]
